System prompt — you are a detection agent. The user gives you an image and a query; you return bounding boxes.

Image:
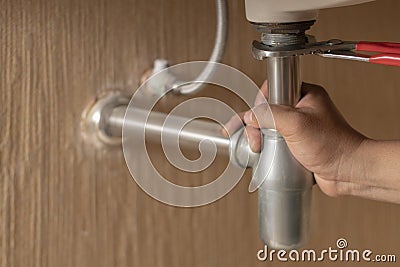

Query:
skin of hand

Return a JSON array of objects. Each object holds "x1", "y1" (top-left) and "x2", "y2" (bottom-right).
[{"x1": 224, "y1": 81, "x2": 400, "y2": 203}]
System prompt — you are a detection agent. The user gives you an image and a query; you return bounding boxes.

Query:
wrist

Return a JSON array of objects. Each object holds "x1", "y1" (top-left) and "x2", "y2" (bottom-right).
[{"x1": 337, "y1": 135, "x2": 371, "y2": 193}]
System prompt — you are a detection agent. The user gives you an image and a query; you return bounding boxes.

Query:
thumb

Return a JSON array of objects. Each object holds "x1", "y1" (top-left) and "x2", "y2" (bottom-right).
[{"x1": 244, "y1": 103, "x2": 301, "y2": 137}]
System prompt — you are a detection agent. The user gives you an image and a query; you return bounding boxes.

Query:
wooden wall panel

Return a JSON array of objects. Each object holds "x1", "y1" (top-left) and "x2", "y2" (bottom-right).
[{"x1": 1, "y1": 0, "x2": 399, "y2": 266}]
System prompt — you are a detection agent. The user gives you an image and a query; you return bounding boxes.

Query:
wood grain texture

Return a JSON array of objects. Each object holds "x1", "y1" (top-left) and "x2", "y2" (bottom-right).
[{"x1": 0, "y1": 0, "x2": 399, "y2": 266}]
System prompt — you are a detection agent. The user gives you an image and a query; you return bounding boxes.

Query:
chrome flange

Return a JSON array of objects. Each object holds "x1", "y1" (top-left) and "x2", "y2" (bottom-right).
[{"x1": 81, "y1": 90, "x2": 130, "y2": 146}]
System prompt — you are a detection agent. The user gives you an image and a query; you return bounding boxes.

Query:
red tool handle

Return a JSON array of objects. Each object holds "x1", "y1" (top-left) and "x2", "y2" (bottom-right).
[
  {"x1": 369, "y1": 53, "x2": 400, "y2": 67},
  {"x1": 356, "y1": 41, "x2": 400, "y2": 54}
]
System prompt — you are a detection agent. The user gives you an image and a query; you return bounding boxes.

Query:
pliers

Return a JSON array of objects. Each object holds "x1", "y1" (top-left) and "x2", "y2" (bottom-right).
[
  {"x1": 320, "y1": 40, "x2": 400, "y2": 67},
  {"x1": 252, "y1": 38, "x2": 400, "y2": 67}
]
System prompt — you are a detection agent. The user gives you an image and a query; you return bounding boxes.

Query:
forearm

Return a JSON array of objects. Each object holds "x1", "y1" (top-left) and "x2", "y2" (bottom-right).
[{"x1": 343, "y1": 139, "x2": 400, "y2": 201}]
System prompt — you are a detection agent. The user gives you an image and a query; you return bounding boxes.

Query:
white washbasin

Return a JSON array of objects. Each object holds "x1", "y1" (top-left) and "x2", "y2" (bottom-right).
[{"x1": 245, "y1": 0, "x2": 376, "y2": 23}]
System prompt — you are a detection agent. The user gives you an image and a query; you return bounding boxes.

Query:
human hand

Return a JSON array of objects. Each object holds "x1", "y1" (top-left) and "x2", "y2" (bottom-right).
[{"x1": 224, "y1": 81, "x2": 366, "y2": 197}]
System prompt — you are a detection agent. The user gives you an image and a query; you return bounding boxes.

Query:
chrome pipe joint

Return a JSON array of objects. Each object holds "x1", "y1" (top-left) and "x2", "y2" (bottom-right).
[{"x1": 250, "y1": 21, "x2": 316, "y2": 249}]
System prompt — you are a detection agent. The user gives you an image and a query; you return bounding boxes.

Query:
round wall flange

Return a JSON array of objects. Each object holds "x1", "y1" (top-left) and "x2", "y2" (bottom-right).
[{"x1": 81, "y1": 90, "x2": 130, "y2": 146}]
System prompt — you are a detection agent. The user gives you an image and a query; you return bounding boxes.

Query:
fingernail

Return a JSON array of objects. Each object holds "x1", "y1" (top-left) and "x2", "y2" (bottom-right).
[
  {"x1": 220, "y1": 128, "x2": 229, "y2": 137},
  {"x1": 249, "y1": 138, "x2": 256, "y2": 152},
  {"x1": 251, "y1": 112, "x2": 256, "y2": 123},
  {"x1": 244, "y1": 111, "x2": 252, "y2": 124}
]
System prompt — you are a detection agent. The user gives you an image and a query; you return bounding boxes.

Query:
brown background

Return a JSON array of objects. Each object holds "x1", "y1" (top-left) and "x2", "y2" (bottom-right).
[{"x1": 1, "y1": 0, "x2": 400, "y2": 266}]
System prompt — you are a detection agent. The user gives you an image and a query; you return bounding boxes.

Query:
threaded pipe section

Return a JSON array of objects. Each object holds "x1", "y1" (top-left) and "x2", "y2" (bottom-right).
[{"x1": 261, "y1": 32, "x2": 306, "y2": 47}]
